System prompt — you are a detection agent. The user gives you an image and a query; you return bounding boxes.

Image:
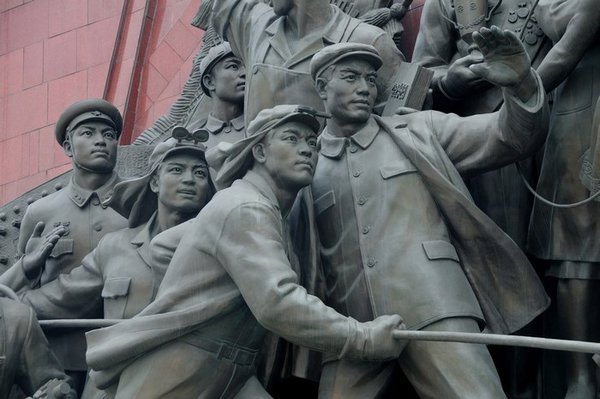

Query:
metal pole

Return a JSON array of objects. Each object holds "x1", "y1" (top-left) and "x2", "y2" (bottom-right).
[
  {"x1": 393, "y1": 330, "x2": 600, "y2": 354},
  {"x1": 38, "y1": 319, "x2": 600, "y2": 355}
]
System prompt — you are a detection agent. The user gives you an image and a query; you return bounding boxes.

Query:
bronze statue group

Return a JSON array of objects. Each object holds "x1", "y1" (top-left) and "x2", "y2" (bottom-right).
[{"x1": 0, "y1": 0, "x2": 599, "y2": 398}]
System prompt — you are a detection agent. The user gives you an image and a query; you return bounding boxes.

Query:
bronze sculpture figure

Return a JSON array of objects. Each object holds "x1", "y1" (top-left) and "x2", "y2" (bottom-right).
[{"x1": 309, "y1": 32, "x2": 549, "y2": 398}]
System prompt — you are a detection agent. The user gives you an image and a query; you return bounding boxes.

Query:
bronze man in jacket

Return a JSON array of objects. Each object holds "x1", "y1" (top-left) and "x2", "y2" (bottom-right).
[{"x1": 310, "y1": 32, "x2": 549, "y2": 398}]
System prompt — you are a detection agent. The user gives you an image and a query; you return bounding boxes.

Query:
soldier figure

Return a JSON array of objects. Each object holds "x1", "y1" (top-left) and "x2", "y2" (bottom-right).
[
  {"x1": 309, "y1": 33, "x2": 549, "y2": 398},
  {"x1": 187, "y1": 42, "x2": 247, "y2": 149},
  {"x1": 0, "y1": 99, "x2": 128, "y2": 390},
  {"x1": 84, "y1": 105, "x2": 408, "y2": 398},
  {"x1": 3, "y1": 135, "x2": 214, "y2": 399}
]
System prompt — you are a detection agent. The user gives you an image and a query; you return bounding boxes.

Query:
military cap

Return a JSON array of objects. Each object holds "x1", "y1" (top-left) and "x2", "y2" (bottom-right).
[
  {"x1": 108, "y1": 129, "x2": 212, "y2": 228},
  {"x1": 200, "y1": 42, "x2": 236, "y2": 96},
  {"x1": 55, "y1": 99, "x2": 123, "y2": 145},
  {"x1": 207, "y1": 105, "x2": 325, "y2": 189},
  {"x1": 309, "y1": 42, "x2": 383, "y2": 81}
]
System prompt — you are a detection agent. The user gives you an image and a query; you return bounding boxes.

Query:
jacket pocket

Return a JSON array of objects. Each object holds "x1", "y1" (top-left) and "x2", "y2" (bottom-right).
[
  {"x1": 314, "y1": 190, "x2": 336, "y2": 214},
  {"x1": 101, "y1": 277, "x2": 131, "y2": 319},
  {"x1": 48, "y1": 238, "x2": 74, "y2": 258},
  {"x1": 380, "y1": 160, "x2": 417, "y2": 179},
  {"x1": 422, "y1": 240, "x2": 459, "y2": 262}
]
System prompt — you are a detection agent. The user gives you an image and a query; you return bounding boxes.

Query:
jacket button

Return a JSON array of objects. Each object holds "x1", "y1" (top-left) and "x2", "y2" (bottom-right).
[
  {"x1": 252, "y1": 65, "x2": 259, "y2": 74},
  {"x1": 362, "y1": 225, "x2": 370, "y2": 234},
  {"x1": 367, "y1": 257, "x2": 376, "y2": 268},
  {"x1": 93, "y1": 223, "x2": 103, "y2": 232},
  {"x1": 353, "y1": 170, "x2": 361, "y2": 177},
  {"x1": 349, "y1": 145, "x2": 358, "y2": 153},
  {"x1": 91, "y1": 198, "x2": 101, "y2": 206},
  {"x1": 357, "y1": 197, "x2": 367, "y2": 206}
]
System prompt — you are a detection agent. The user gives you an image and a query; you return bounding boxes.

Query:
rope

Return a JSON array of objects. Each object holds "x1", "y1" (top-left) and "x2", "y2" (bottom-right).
[{"x1": 516, "y1": 162, "x2": 600, "y2": 208}]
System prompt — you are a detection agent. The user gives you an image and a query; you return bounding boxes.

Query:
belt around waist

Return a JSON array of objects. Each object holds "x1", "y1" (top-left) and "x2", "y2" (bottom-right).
[{"x1": 180, "y1": 334, "x2": 258, "y2": 367}]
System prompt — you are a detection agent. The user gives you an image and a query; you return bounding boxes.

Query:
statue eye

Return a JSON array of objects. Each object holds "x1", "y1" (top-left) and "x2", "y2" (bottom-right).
[{"x1": 103, "y1": 130, "x2": 117, "y2": 140}]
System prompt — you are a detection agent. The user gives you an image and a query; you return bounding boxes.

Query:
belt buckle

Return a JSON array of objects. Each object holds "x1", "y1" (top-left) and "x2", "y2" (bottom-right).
[
  {"x1": 217, "y1": 343, "x2": 238, "y2": 362},
  {"x1": 216, "y1": 343, "x2": 256, "y2": 366}
]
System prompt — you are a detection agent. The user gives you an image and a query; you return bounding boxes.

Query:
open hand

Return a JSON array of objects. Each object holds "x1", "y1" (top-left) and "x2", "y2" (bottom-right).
[
  {"x1": 469, "y1": 26, "x2": 531, "y2": 89},
  {"x1": 22, "y1": 222, "x2": 67, "y2": 280}
]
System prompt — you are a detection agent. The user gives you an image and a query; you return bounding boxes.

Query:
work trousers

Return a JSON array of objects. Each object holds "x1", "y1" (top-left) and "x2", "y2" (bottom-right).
[{"x1": 319, "y1": 317, "x2": 506, "y2": 399}]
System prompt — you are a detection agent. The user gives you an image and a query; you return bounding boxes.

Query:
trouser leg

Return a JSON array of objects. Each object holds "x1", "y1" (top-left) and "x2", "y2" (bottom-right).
[
  {"x1": 399, "y1": 317, "x2": 505, "y2": 399},
  {"x1": 319, "y1": 317, "x2": 505, "y2": 399},
  {"x1": 318, "y1": 357, "x2": 394, "y2": 399}
]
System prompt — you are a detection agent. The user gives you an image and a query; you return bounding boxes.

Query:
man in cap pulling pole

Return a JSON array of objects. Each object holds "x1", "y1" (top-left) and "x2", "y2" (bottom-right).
[
  {"x1": 0, "y1": 99, "x2": 128, "y2": 391},
  {"x1": 309, "y1": 30, "x2": 549, "y2": 398},
  {"x1": 84, "y1": 105, "x2": 408, "y2": 398},
  {"x1": 3, "y1": 131, "x2": 214, "y2": 399}
]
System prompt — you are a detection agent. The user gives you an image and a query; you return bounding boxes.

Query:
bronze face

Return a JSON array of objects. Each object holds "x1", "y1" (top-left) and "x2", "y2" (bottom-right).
[
  {"x1": 207, "y1": 55, "x2": 246, "y2": 104},
  {"x1": 65, "y1": 121, "x2": 118, "y2": 173},
  {"x1": 259, "y1": 121, "x2": 318, "y2": 189},
  {"x1": 152, "y1": 153, "x2": 212, "y2": 214},
  {"x1": 321, "y1": 59, "x2": 378, "y2": 125}
]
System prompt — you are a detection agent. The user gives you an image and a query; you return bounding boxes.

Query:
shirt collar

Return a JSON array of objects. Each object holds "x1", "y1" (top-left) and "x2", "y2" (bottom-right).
[
  {"x1": 130, "y1": 211, "x2": 158, "y2": 247},
  {"x1": 241, "y1": 170, "x2": 280, "y2": 213},
  {"x1": 264, "y1": 6, "x2": 346, "y2": 64},
  {"x1": 68, "y1": 172, "x2": 119, "y2": 208},
  {"x1": 265, "y1": 5, "x2": 346, "y2": 43},
  {"x1": 319, "y1": 117, "x2": 379, "y2": 159},
  {"x1": 204, "y1": 114, "x2": 246, "y2": 135}
]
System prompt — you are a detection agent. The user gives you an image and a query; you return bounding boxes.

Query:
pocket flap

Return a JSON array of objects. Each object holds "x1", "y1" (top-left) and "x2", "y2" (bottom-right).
[
  {"x1": 314, "y1": 191, "x2": 336, "y2": 214},
  {"x1": 422, "y1": 240, "x2": 459, "y2": 262},
  {"x1": 380, "y1": 160, "x2": 417, "y2": 179},
  {"x1": 49, "y1": 239, "x2": 74, "y2": 258},
  {"x1": 101, "y1": 277, "x2": 131, "y2": 298}
]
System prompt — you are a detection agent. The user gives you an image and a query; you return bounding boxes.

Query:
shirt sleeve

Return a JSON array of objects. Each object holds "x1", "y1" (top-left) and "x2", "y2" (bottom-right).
[
  {"x1": 19, "y1": 248, "x2": 104, "y2": 319},
  {"x1": 212, "y1": 0, "x2": 275, "y2": 64},
  {"x1": 411, "y1": 0, "x2": 458, "y2": 79},
  {"x1": 215, "y1": 201, "x2": 354, "y2": 356},
  {"x1": 429, "y1": 71, "x2": 549, "y2": 176}
]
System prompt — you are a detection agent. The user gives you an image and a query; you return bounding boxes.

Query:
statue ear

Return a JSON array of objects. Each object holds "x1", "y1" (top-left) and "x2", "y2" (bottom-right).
[
  {"x1": 203, "y1": 73, "x2": 216, "y2": 94},
  {"x1": 316, "y1": 78, "x2": 328, "y2": 100},
  {"x1": 149, "y1": 174, "x2": 160, "y2": 194},
  {"x1": 252, "y1": 143, "x2": 267, "y2": 165},
  {"x1": 63, "y1": 139, "x2": 73, "y2": 158}
]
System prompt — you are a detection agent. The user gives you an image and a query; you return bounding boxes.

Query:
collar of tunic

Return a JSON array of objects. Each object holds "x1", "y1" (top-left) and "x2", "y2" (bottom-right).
[
  {"x1": 130, "y1": 211, "x2": 158, "y2": 248},
  {"x1": 68, "y1": 172, "x2": 119, "y2": 208},
  {"x1": 319, "y1": 117, "x2": 379, "y2": 158},
  {"x1": 204, "y1": 114, "x2": 245, "y2": 135}
]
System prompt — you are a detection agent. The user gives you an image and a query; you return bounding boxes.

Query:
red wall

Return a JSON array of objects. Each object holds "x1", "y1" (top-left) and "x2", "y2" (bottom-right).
[
  {"x1": 0, "y1": 0, "x2": 203, "y2": 204},
  {"x1": 0, "y1": 0, "x2": 421, "y2": 205}
]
